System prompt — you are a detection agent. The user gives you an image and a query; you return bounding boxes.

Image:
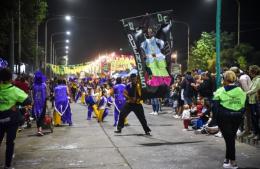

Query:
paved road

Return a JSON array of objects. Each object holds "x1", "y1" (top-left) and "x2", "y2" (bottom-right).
[{"x1": 1, "y1": 102, "x2": 260, "y2": 169}]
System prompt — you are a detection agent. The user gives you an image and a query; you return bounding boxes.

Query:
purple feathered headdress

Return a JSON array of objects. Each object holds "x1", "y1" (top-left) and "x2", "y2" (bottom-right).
[{"x1": 0, "y1": 58, "x2": 8, "y2": 69}]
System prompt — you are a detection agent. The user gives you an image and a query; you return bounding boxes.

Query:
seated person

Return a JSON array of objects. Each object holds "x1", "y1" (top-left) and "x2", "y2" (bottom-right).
[{"x1": 191, "y1": 99, "x2": 211, "y2": 130}]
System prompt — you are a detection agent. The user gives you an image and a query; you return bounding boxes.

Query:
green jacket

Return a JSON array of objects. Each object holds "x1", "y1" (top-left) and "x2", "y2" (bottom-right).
[
  {"x1": 0, "y1": 83, "x2": 28, "y2": 112},
  {"x1": 213, "y1": 86, "x2": 246, "y2": 111},
  {"x1": 247, "y1": 75, "x2": 260, "y2": 104}
]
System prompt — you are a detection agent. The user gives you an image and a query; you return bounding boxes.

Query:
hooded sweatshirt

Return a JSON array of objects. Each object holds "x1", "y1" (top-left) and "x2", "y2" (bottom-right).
[{"x1": 213, "y1": 85, "x2": 246, "y2": 111}]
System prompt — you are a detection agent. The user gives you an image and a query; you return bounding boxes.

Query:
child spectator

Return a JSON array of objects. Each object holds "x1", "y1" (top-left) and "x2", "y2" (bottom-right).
[
  {"x1": 182, "y1": 104, "x2": 191, "y2": 131},
  {"x1": 191, "y1": 99, "x2": 211, "y2": 130},
  {"x1": 190, "y1": 102, "x2": 198, "y2": 117}
]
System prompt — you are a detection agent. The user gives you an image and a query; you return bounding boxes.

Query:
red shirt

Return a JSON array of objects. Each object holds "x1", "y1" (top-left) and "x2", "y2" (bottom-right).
[{"x1": 13, "y1": 80, "x2": 30, "y2": 94}]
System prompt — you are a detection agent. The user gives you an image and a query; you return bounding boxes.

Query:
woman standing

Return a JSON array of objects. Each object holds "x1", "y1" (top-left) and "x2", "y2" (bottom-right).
[
  {"x1": 54, "y1": 79, "x2": 73, "y2": 126},
  {"x1": 247, "y1": 65, "x2": 260, "y2": 140},
  {"x1": 213, "y1": 71, "x2": 246, "y2": 169},
  {"x1": 0, "y1": 68, "x2": 31, "y2": 169},
  {"x1": 32, "y1": 71, "x2": 47, "y2": 136}
]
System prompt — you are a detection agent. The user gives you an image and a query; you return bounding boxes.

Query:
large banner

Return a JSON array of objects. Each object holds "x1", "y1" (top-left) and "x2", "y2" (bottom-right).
[
  {"x1": 47, "y1": 54, "x2": 135, "y2": 75},
  {"x1": 121, "y1": 10, "x2": 174, "y2": 99}
]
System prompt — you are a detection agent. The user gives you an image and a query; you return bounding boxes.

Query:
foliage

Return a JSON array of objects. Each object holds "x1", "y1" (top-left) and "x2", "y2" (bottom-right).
[
  {"x1": 188, "y1": 32, "x2": 216, "y2": 71},
  {"x1": 0, "y1": 0, "x2": 47, "y2": 65},
  {"x1": 189, "y1": 31, "x2": 254, "y2": 72},
  {"x1": 221, "y1": 43, "x2": 253, "y2": 70}
]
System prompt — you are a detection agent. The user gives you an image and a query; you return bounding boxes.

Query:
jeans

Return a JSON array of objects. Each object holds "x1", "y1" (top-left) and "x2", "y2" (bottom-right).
[{"x1": 151, "y1": 98, "x2": 160, "y2": 112}]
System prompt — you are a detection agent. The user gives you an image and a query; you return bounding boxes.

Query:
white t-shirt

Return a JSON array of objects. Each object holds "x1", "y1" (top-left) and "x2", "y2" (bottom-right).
[
  {"x1": 239, "y1": 74, "x2": 252, "y2": 92},
  {"x1": 182, "y1": 109, "x2": 190, "y2": 120}
]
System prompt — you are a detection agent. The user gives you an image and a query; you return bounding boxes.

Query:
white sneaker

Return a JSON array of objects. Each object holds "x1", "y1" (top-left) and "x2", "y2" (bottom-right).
[
  {"x1": 149, "y1": 112, "x2": 155, "y2": 115},
  {"x1": 215, "y1": 131, "x2": 222, "y2": 138},
  {"x1": 236, "y1": 129, "x2": 242, "y2": 136},
  {"x1": 223, "y1": 162, "x2": 238, "y2": 169},
  {"x1": 182, "y1": 128, "x2": 188, "y2": 131},
  {"x1": 153, "y1": 112, "x2": 158, "y2": 115},
  {"x1": 173, "y1": 114, "x2": 179, "y2": 118}
]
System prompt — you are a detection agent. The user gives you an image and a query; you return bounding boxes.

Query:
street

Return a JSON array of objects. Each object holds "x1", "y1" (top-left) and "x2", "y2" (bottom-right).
[{"x1": 1, "y1": 103, "x2": 260, "y2": 169}]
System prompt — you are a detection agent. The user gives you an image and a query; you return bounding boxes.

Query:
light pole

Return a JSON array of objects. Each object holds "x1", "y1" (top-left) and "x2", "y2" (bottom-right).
[
  {"x1": 44, "y1": 15, "x2": 71, "y2": 73},
  {"x1": 172, "y1": 20, "x2": 190, "y2": 70},
  {"x1": 52, "y1": 40, "x2": 70, "y2": 64},
  {"x1": 54, "y1": 47, "x2": 68, "y2": 65},
  {"x1": 207, "y1": 0, "x2": 240, "y2": 87},
  {"x1": 216, "y1": 0, "x2": 222, "y2": 88},
  {"x1": 50, "y1": 31, "x2": 70, "y2": 66},
  {"x1": 236, "y1": 0, "x2": 240, "y2": 46}
]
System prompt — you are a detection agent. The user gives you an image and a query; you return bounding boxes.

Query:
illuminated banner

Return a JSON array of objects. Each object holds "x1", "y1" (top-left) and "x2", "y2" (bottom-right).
[
  {"x1": 47, "y1": 54, "x2": 136, "y2": 75},
  {"x1": 121, "y1": 10, "x2": 174, "y2": 99}
]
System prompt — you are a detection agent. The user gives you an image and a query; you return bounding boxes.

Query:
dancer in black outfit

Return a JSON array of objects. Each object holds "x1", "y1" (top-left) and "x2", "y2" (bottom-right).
[{"x1": 115, "y1": 74, "x2": 151, "y2": 135}]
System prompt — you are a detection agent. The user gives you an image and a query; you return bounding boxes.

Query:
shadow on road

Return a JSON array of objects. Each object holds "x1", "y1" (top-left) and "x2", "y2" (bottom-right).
[
  {"x1": 140, "y1": 141, "x2": 204, "y2": 147},
  {"x1": 27, "y1": 131, "x2": 52, "y2": 137},
  {"x1": 238, "y1": 168, "x2": 260, "y2": 169},
  {"x1": 115, "y1": 133, "x2": 146, "y2": 137},
  {"x1": 148, "y1": 124, "x2": 174, "y2": 126}
]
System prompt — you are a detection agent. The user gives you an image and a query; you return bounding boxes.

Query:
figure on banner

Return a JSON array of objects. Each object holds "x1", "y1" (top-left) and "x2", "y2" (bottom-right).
[{"x1": 140, "y1": 24, "x2": 172, "y2": 87}]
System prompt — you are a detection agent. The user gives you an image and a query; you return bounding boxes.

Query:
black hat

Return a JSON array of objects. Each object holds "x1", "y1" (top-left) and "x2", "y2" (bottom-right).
[{"x1": 130, "y1": 73, "x2": 137, "y2": 78}]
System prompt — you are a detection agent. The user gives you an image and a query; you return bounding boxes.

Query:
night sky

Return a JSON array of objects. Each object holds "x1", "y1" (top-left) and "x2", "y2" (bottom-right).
[{"x1": 41, "y1": 0, "x2": 260, "y2": 65}]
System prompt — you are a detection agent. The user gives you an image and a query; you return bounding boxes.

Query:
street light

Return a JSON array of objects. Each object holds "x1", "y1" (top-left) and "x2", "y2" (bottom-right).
[
  {"x1": 171, "y1": 51, "x2": 178, "y2": 63},
  {"x1": 52, "y1": 40, "x2": 70, "y2": 64},
  {"x1": 65, "y1": 46, "x2": 69, "y2": 49},
  {"x1": 44, "y1": 15, "x2": 71, "y2": 73},
  {"x1": 50, "y1": 31, "x2": 71, "y2": 66},
  {"x1": 65, "y1": 15, "x2": 71, "y2": 21},
  {"x1": 53, "y1": 47, "x2": 69, "y2": 64},
  {"x1": 66, "y1": 39, "x2": 70, "y2": 43}
]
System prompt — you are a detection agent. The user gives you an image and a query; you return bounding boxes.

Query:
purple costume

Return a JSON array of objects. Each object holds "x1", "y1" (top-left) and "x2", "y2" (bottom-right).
[
  {"x1": 113, "y1": 83, "x2": 126, "y2": 126},
  {"x1": 54, "y1": 85, "x2": 72, "y2": 124},
  {"x1": 85, "y1": 94, "x2": 96, "y2": 120},
  {"x1": 75, "y1": 84, "x2": 85, "y2": 102},
  {"x1": 33, "y1": 83, "x2": 46, "y2": 118},
  {"x1": 98, "y1": 96, "x2": 109, "y2": 121},
  {"x1": 32, "y1": 71, "x2": 47, "y2": 119}
]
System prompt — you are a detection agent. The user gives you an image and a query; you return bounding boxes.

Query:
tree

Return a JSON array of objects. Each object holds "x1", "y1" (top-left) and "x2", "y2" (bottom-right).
[
  {"x1": 0, "y1": 0, "x2": 47, "y2": 67},
  {"x1": 189, "y1": 31, "x2": 253, "y2": 72},
  {"x1": 188, "y1": 32, "x2": 216, "y2": 71},
  {"x1": 221, "y1": 43, "x2": 253, "y2": 70},
  {"x1": 21, "y1": 0, "x2": 47, "y2": 64}
]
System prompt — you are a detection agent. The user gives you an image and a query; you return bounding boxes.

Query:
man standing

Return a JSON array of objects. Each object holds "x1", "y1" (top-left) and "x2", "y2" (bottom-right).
[{"x1": 115, "y1": 74, "x2": 151, "y2": 135}]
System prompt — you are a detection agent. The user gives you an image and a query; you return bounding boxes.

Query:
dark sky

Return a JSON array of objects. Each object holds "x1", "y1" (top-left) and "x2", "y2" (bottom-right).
[{"x1": 41, "y1": 0, "x2": 260, "y2": 65}]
